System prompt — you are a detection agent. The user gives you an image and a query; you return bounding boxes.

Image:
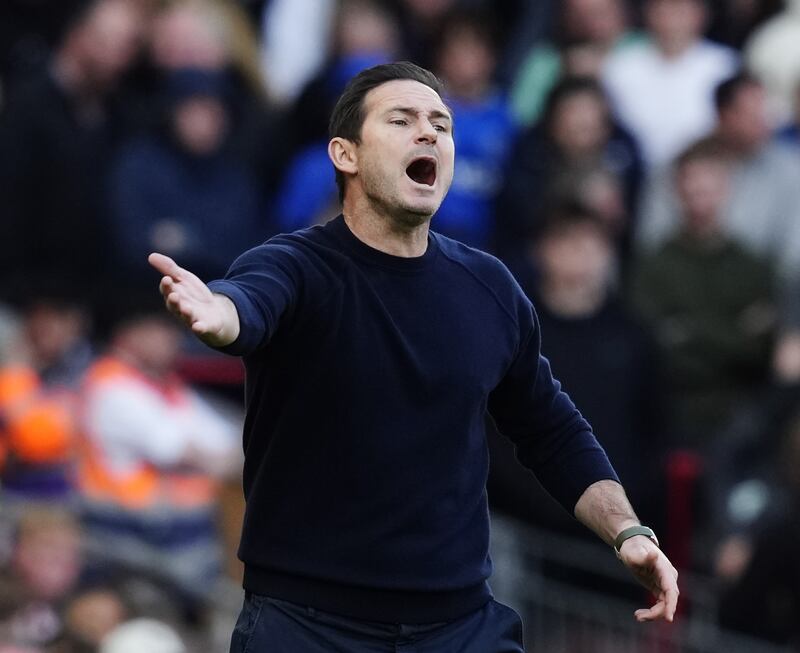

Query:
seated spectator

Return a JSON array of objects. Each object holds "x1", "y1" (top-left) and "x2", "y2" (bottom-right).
[
  {"x1": 637, "y1": 73, "x2": 800, "y2": 356},
  {"x1": 108, "y1": 68, "x2": 266, "y2": 289},
  {"x1": 511, "y1": 0, "x2": 642, "y2": 125},
  {"x1": 0, "y1": 509, "x2": 83, "y2": 651},
  {"x1": 498, "y1": 77, "x2": 642, "y2": 266},
  {"x1": 0, "y1": 0, "x2": 145, "y2": 302},
  {"x1": 77, "y1": 305, "x2": 240, "y2": 609},
  {"x1": 430, "y1": 10, "x2": 518, "y2": 250},
  {"x1": 631, "y1": 138, "x2": 776, "y2": 448},
  {"x1": 602, "y1": 0, "x2": 738, "y2": 167},
  {"x1": 0, "y1": 284, "x2": 93, "y2": 504}
]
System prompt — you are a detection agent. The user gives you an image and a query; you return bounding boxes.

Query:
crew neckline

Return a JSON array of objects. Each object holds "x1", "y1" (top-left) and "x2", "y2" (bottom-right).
[{"x1": 328, "y1": 214, "x2": 439, "y2": 272}]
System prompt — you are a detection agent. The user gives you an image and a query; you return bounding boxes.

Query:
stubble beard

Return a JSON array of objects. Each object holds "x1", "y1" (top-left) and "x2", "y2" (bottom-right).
[{"x1": 362, "y1": 168, "x2": 439, "y2": 231}]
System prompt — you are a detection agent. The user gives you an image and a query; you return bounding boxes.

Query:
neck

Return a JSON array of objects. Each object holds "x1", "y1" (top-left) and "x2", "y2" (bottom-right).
[
  {"x1": 540, "y1": 279, "x2": 606, "y2": 318},
  {"x1": 655, "y1": 35, "x2": 694, "y2": 59},
  {"x1": 342, "y1": 194, "x2": 430, "y2": 258}
]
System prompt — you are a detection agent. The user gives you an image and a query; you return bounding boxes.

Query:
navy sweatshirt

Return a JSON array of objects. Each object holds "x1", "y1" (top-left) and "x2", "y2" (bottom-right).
[{"x1": 208, "y1": 215, "x2": 618, "y2": 623}]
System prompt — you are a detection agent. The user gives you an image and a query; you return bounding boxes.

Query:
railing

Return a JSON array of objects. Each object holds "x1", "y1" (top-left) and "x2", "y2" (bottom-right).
[{"x1": 490, "y1": 515, "x2": 793, "y2": 653}]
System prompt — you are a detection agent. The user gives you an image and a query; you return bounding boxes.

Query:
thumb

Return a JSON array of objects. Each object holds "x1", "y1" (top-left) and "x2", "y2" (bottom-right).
[{"x1": 148, "y1": 252, "x2": 182, "y2": 279}]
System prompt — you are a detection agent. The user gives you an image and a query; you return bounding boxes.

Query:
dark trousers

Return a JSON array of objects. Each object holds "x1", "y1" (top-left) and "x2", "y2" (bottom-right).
[{"x1": 229, "y1": 593, "x2": 525, "y2": 652}]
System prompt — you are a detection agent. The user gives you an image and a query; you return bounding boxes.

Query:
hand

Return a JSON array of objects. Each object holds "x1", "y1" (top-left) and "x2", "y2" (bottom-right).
[
  {"x1": 618, "y1": 536, "x2": 680, "y2": 622},
  {"x1": 148, "y1": 253, "x2": 239, "y2": 347}
]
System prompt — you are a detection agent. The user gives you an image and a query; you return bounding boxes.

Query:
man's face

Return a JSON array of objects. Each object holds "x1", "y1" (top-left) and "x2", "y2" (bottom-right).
[
  {"x1": 77, "y1": 0, "x2": 143, "y2": 88},
  {"x1": 348, "y1": 79, "x2": 455, "y2": 224},
  {"x1": 537, "y1": 224, "x2": 612, "y2": 289},
  {"x1": 676, "y1": 158, "x2": 730, "y2": 230},
  {"x1": 645, "y1": 0, "x2": 705, "y2": 45}
]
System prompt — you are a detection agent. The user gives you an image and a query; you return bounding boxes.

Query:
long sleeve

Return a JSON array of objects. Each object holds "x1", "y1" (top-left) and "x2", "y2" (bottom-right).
[{"x1": 488, "y1": 304, "x2": 619, "y2": 513}]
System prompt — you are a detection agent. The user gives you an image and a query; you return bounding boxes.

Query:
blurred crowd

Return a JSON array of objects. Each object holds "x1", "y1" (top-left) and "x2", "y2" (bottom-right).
[{"x1": 3, "y1": 0, "x2": 800, "y2": 650}]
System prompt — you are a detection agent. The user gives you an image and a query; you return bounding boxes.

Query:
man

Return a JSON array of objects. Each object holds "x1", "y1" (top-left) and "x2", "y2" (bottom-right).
[
  {"x1": 602, "y1": 0, "x2": 737, "y2": 167},
  {"x1": 149, "y1": 62, "x2": 678, "y2": 652},
  {"x1": 0, "y1": 0, "x2": 144, "y2": 302},
  {"x1": 632, "y1": 137, "x2": 775, "y2": 448}
]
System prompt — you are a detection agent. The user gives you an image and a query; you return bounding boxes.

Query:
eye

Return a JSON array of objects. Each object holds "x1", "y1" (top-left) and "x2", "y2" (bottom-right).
[
  {"x1": 390, "y1": 119, "x2": 407, "y2": 126},
  {"x1": 434, "y1": 124, "x2": 448, "y2": 133}
]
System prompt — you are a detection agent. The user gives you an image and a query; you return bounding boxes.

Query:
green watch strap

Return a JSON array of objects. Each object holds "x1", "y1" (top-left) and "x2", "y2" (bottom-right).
[{"x1": 614, "y1": 525, "x2": 659, "y2": 555}]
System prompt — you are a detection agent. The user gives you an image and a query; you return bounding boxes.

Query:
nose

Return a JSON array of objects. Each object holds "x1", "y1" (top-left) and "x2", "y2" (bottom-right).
[{"x1": 415, "y1": 119, "x2": 438, "y2": 144}]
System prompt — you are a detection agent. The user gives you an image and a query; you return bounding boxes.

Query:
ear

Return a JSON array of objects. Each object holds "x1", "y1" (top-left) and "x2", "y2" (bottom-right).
[{"x1": 328, "y1": 137, "x2": 358, "y2": 177}]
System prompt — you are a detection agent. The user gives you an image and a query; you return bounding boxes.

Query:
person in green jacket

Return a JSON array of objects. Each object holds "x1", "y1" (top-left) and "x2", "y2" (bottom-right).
[{"x1": 632, "y1": 137, "x2": 776, "y2": 449}]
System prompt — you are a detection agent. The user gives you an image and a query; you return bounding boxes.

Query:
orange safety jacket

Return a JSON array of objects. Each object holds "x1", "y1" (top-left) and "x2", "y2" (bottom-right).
[{"x1": 77, "y1": 357, "x2": 218, "y2": 512}]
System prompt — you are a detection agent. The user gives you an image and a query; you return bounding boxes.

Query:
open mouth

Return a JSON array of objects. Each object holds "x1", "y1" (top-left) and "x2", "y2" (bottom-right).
[{"x1": 405, "y1": 157, "x2": 437, "y2": 186}]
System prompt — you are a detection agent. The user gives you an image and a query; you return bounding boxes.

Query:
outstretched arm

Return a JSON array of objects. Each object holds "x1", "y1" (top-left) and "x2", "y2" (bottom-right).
[
  {"x1": 148, "y1": 253, "x2": 240, "y2": 348},
  {"x1": 575, "y1": 479, "x2": 679, "y2": 623}
]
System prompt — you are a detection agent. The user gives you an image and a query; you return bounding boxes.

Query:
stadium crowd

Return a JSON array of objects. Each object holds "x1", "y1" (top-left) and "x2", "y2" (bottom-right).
[{"x1": 2, "y1": 0, "x2": 800, "y2": 650}]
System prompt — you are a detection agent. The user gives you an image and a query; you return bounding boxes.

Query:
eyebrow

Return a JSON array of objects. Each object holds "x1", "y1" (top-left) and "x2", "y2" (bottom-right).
[{"x1": 386, "y1": 106, "x2": 453, "y2": 123}]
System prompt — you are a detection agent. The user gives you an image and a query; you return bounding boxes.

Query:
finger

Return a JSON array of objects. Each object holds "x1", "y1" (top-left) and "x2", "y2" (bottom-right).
[
  {"x1": 159, "y1": 276, "x2": 175, "y2": 297},
  {"x1": 664, "y1": 586, "x2": 679, "y2": 622},
  {"x1": 635, "y1": 598, "x2": 666, "y2": 622},
  {"x1": 166, "y1": 292, "x2": 188, "y2": 317},
  {"x1": 148, "y1": 252, "x2": 183, "y2": 280}
]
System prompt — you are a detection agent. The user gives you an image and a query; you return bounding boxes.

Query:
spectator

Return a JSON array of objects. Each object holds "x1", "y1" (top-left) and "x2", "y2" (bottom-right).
[
  {"x1": 108, "y1": 67, "x2": 266, "y2": 290},
  {"x1": 498, "y1": 77, "x2": 643, "y2": 267},
  {"x1": 0, "y1": 509, "x2": 83, "y2": 651},
  {"x1": 637, "y1": 73, "x2": 800, "y2": 344},
  {"x1": 430, "y1": 10, "x2": 518, "y2": 250},
  {"x1": 510, "y1": 0, "x2": 642, "y2": 125},
  {"x1": 0, "y1": 0, "x2": 144, "y2": 302},
  {"x1": 744, "y1": 0, "x2": 800, "y2": 125},
  {"x1": 144, "y1": 0, "x2": 291, "y2": 198},
  {"x1": 0, "y1": 285, "x2": 93, "y2": 505},
  {"x1": 602, "y1": 0, "x2": 738, "y2": 167},
  {"x1": 631, "y1": 138, "x2": 776, "y2": 448},
  {"x1": 77, "y1": 306, "x2": 240, "y2": 609}
]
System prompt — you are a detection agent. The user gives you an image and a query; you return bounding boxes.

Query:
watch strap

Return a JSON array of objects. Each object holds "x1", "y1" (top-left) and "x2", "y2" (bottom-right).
[{"x1": 614, "y1": 525, "x2": 659, "y2": 556}]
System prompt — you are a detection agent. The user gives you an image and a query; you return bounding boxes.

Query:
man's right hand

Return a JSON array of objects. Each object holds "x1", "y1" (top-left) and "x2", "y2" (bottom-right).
[{"x1": 148, "y1": 253, "x2": 240, "y2": 348}]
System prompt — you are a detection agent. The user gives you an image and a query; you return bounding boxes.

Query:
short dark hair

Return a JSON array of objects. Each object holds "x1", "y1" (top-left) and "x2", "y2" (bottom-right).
[
  {"x1": 535, "y1": 202, "x2": 611, "y2": 244},
  {"x1": 328, "y1": 61, "x2": 445, "y2": 202},
  {"x1": 714, "y1": 71, "x2": 762, "y2": 114},
  {"x1": 541, "y1": 76, "x2": 608, "y2": 133},
  {"x1": 674, "y1": 136, "x2": 733, "y2": 172}
]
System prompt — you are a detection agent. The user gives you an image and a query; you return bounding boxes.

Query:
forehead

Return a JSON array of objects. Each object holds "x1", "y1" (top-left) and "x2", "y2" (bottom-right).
[{"x1": 363, "y1": 79, "x2": 450, "y2": 119}]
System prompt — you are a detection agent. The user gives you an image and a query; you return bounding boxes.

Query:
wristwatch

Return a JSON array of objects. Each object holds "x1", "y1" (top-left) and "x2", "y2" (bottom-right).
[{"x1": 614, "y1": 525, "x2": 659, "y2": 559}]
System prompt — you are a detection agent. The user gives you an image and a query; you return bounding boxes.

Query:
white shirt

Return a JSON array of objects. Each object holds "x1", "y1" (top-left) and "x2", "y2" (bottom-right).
[{"x1": 603, "y1": 39, "x2": 738, "y2": 166}]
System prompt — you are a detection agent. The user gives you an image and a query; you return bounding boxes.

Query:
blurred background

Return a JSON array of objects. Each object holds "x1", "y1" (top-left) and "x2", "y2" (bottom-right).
[{"x1": 2, "y1": 0, "x2": 800, "y2": 651}]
